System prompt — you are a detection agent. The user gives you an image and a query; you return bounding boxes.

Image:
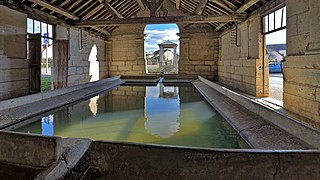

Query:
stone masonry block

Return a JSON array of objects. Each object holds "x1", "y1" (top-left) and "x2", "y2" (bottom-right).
[
  {"x1": 287, "y1": 33, "x2": 310, "y2": 55},
  {"x1": 284, "y1": 68, "x2": 320, "y2": 85},
  {"x1": 287, "y1": 0, "x2": 309, "y2": 18},
  {"x1": 284, "y1": 92, "x2": 320, "y2": 116},
  {"x1": 111, "y1": 61, "x2": 125, "y2": 66},
  {"x1": 118, "y1": 66, "x2": 132, "y2": 71},
  {"x1": 195, "y1": 66, "x2": 211, "y2": 72},
  {"x1": 132, "y1": 66, "x2": 145, "y2": 71},
  {"x1": 284, "y1": 82, "x2": 316, "y2": 101},
  {"x1": 285, "y1": 55, "x2": 320, "y2": 69},
  {"x1": 316, "y1": 88, "x2": 320, "y2": 102}
]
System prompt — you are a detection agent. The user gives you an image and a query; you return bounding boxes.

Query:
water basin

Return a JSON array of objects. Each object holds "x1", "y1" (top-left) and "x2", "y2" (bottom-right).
[{"x1": 9, "y1": 83, "x2": 248, "y2": 149}]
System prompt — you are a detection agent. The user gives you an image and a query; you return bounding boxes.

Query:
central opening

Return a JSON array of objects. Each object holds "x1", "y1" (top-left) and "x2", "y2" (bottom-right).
[{"x1": 144, "y1": 24, "x2": 180, "y2": 74}]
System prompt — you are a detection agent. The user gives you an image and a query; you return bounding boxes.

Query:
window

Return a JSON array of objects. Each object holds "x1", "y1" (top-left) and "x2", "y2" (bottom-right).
[
  {"x1": 262, "y1": 6, "x2": 286, "y2": 34},
  {"x1": 27, "y1": 18, "x2": 54, "y2": 39}
]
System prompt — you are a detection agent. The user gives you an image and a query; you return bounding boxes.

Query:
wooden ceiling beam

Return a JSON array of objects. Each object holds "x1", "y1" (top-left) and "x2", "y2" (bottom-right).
[
  {"x1": 150, "y1": 0, "x2": 157, "y2": 17},
  {"x1": 156, "y1": 0, "x2": 165, "y2": 11},
  {"x1": 216, "y1": 0, "x2": 238, "y2": 11},
  {"x1": 136, "y1": 0, "x2": 146, "y2": 11},
  {"x1": 209, "y1": 0, "x2": 235, "y2": 13},
  {"x1": 194, "y1": 0, "x2": 208, "y2": 15},
  {"x1": 176, "y1": 0, "x2": 181, "y2": 10},
  {"x1": 236, "y1": 0, "x2": 260, "y2": 13},
  {"x1": 99, "y1": 0, "x2": 123, "y2": 18},
  {"x1": 74, "y1": 14, "x2": 247, "y2": 27},
  {"x1": 91, "y1": 27, "x2": 111, "y2": 36},
  {"x1": 215, "y1": 0, "x2": 260, "y2": 31},
  {"x1": 29, "y1": 0, "x2": 79, "y2": 20}
]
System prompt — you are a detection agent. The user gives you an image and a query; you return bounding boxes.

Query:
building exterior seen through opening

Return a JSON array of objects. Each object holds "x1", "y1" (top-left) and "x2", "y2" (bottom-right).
[{"x1": 0, "y1": 0, "x2": 320, "y2": 179}]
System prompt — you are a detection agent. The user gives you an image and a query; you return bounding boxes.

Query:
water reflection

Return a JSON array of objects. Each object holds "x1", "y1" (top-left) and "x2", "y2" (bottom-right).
[
  {"x1": 11, "y1": 85, "x2": 248, "y2": 149},
  {"x1": 89, "y1": 95, "x2": 99, "y2": 117},
  {"x1": 41, "y1": 115, "x2": 54, "y2": 136},
  {"x1": 145, "y1": 84, "x2": 180, "y2": 138}
]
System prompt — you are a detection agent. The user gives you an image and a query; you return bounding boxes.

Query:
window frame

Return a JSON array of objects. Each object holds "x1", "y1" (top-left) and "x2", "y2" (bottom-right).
[{"x1": 262, "y1": 6, "x2": 286, "y2": 35}]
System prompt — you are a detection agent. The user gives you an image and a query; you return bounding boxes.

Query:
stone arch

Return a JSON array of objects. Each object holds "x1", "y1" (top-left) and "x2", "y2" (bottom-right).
[{"x1": 88, "y1": 44, "x2": 99, "y2": 82}]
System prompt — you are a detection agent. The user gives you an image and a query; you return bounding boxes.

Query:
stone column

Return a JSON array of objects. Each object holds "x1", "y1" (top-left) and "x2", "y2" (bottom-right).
[
  {"x1": 173, "y1": 46, "x2": 177, "y2": 67},
  {"x1": 307, "y1": 0, "x2": 320, "y2": 54},
  {"x1": 159, "y1": 46, "x2": 164, "y2": 66}
]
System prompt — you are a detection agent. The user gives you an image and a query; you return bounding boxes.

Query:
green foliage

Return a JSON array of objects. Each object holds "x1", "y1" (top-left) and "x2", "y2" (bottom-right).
[{"x1": 41, "y1": 77, "x2": 51, "y2": 92}]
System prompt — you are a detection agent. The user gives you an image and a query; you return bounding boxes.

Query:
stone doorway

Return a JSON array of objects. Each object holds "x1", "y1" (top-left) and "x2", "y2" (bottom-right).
[{"x1": 144, "y1": 24, "x2": 180, "y2": 74}]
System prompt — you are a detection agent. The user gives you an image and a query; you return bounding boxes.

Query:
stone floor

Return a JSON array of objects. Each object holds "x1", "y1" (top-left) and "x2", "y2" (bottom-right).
[{"x1": 267, "y1": 73, "x2": 283, "y2": 105}]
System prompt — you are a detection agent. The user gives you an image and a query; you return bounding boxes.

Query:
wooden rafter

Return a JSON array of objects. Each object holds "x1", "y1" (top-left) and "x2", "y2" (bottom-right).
[
  {"x1": 156, "y1": 0, "x2": 165, "y2": 11},
  {"x1": 91, "y1": 27, "x2": 111, "y2": 36},
  {"x1": 74, "y1": 14, "x2": 247, "y2": 27},
  {"x1": 150, "y1": 0, "x2": 157, "y2": 17},
  {"x1": 236, "y1": 0, "x2": 260, "y2": 13},
  {"x1": 142, "y1": 0, "x2": 151, "y2": 10},
  {"x1": 176, "y1": 0, "x2": 181, "y2": 10},
  {"x1": 194, "y1": 0, "x2": 208, "y2": 15},
  {"x1": 99, "y1": 0, "x2": 123, "y2": 18},
  {"x1": 209, "y1": 0, "x2": 235, "y2": 13},
  {"x1": 136, "y1": 0, "x2": 146, "y2": 11},
  {"x1": 215, "y1": 0, "x2": 260, "y2": 31},
  {"x1": 29, "y1": 0, "x2": 79, "y2": 20}
]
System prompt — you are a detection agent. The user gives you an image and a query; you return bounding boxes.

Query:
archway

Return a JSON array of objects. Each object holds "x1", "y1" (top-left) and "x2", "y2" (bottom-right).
[
  {"x1": 144, "y1": 24, "x2": 180, "y2": 74},
  {"x1": 89, "y1": 44, "x2": 99, "y2": 82},
  {"x1": 88, "y1": 44, "x2": 99, "y2": 116}
]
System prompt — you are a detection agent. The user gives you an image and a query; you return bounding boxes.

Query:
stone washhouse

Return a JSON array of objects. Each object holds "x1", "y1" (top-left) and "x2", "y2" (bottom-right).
[{"x1": 0, "y1": 0, "x2": 320, "y2": 179}]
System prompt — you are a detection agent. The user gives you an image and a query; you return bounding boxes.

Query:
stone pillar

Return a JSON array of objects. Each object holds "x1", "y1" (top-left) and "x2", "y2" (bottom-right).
[
  {"x1": 105, "y1": 40, "x2": 112, "y2": 77},
  {"x1": 307, "y1": 0, "x2": 320, "y2": 54},
  {"x1": 173, "y1": 46, "x2": 177, "y2": 67},
  {"x1": 159, "y1": 46, "x2": 164, "y2": 66}
]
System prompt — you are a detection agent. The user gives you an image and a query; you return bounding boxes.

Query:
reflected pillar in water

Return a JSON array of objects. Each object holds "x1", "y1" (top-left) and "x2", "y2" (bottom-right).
[
  {"x1": 144, "y1": 84, "x2": 180, "y2": 138},
  {"x1": 89, "y1": 95, "x2": 100, "y2": 117}
]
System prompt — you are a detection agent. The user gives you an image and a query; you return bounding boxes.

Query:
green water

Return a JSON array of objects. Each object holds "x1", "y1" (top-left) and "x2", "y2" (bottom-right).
[{"x1": 11, "y1": 84, "x2": 248, "y2": 149}]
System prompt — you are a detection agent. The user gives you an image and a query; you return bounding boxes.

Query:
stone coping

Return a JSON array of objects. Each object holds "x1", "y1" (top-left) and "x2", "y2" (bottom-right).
[
  {"x1": 89, "y1": 140, "x2": 320, "y2": 179},
  {"x1": 193, "y1": 80, "x2": 311, "y2": 149},
  {"x1": 0, "y1": 76, "x2": 121, "y2": 111},
  {"x1": 198, "y1": 76, "x2": 320, "y2": 149},
  {"x1": 1, "y1": 131, "x2": 320, "y2": 179},
  {"x1": 0, "y1": 76, "x2": 124, "y2": 129}
]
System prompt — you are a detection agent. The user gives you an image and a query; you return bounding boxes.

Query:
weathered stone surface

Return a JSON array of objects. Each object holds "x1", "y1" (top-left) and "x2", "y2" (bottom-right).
[
  {"x1": 0, "y1": 131, "x2": 61, "y2": 167},
  {"x1": 0, "y1": 6, "x2": 28, "y2": 100},
  {"x1": 197, "y1": 77, "x2": 320, "y2": 149},
  {"x1": 88, "y1": 141, "x2": 320, "y2": 179}
]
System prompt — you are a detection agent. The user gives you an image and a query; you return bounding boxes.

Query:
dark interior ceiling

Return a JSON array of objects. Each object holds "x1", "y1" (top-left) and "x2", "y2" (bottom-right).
[{"x1": 11, "y1": 0, "x2": 270, "y2": 36}]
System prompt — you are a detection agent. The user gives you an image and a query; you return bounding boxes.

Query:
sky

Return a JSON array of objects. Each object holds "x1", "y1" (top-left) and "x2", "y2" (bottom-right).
[
  {"x1": 266, "y1": 29, "x2": 286, "y2": 45},
  {"x1": 145, "y1": 24, "x2": 180, "y2": 54}
]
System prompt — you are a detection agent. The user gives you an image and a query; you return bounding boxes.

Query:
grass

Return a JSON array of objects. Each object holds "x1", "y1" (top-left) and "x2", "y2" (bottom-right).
[{"x1": 41, "y1": 77, "x2": 51, "y2": 92}]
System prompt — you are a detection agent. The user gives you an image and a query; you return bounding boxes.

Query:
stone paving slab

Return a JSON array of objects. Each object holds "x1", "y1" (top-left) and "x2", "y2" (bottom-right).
[{"x1": 192, "y1": 80, "x2": 312, "y2": 149}]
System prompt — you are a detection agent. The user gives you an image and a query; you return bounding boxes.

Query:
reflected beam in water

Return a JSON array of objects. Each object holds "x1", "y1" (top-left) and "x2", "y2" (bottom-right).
[
  {"x1": 145, "y1": 84, "x2": 180, "y2": 138},
  {"x1": 89, "y1": 95, "x2": 100, "y2": 117},
  {"x1": 41, "y1": 115, "x2": 54, "y2": 136}
]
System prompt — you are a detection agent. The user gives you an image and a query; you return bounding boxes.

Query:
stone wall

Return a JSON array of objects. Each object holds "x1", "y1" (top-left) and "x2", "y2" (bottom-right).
[
  {"x1": 107, "y1": 27, "x2": 146, "y2": 76},
  {"x1": 0, "y1": 6, "x2": 28, "y2": 100},
  {"x1": 284, "y1": 0, "x2": 320, "y2": 123},
  {"x1": 218, "y1": 15, "x2": 268, "y2": 97},
  {"x1": 55, "y1": 26, "x2": 108, "y2": 86},
  {"x1": 179, "y1": 24, "x2": 219, "y2": 80},
  {"x1": 106, "y1": 0, "x2": 219, "y2": 80},
  {"x1": 89, "y1": 141, "x2": 320, "y2": 179}
]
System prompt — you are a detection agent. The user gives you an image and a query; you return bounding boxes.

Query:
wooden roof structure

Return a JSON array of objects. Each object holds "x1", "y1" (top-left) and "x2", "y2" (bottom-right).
[{"x1": 1, "y1": 0, "x2": 270, "y2": 36}]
